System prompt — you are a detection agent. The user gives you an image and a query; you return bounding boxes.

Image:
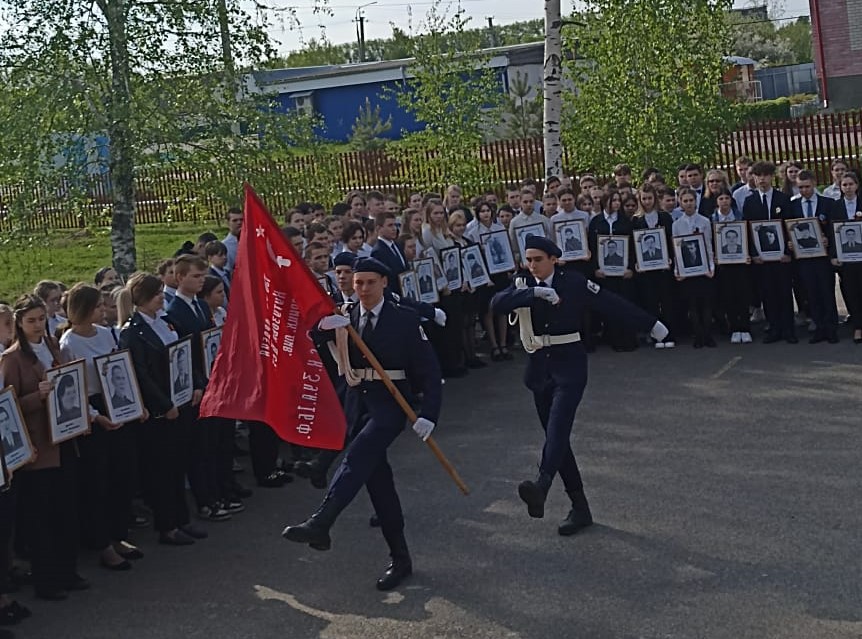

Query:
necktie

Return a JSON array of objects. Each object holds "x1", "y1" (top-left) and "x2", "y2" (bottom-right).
[
  {"x1": 536, "y1": 280, "x2": 547, "y2": 287},
  {"x1": 392, "y1": 242, "x2": 406, "y2": 268},
  {"x1": 194, "y1": 299, "x2": 207, "y2": 324},
  {"x1": 762, "y1": 193, "x2": 769, "y2": 217},
  {"x1": 361, "y1": 311, "x2": 375, "y2": 342},
  {"x1": 806, "y1": 199, "x2": 813, "y2": 218}
]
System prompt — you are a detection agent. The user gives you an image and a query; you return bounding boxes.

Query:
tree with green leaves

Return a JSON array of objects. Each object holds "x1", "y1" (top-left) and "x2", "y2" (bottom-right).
[
  {"x1": 349, "y1": 99, "x2": 393, "y2": 151},
  {"x1": 501, "y1": 72, "x2": 543, "y2": 139},
  {"x1": 562, "y1": 0, "x2": 733, "y2": 176},
  {"x1": 389, "y1": 4, "x2": 504, "y2": 193},
  {"x1": 0, "y1": 0, "x2": 325, "y2": 275}
]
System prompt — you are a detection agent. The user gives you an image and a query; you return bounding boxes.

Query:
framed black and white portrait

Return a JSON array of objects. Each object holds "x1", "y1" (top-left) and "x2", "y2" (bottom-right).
[
  {"x1": 46, "y1": 359, "x2": 90, "y2": 444},
  {"x1": 201, "y1": 327, "x2": 223, "y2": 379},
  {"x1": 441, "y1": 246, "x2": 463, "y2": 291},
  {"x1": 714, "y1": 221, "x2": 749, "y2": 265},
  {"x1": 750, "y1": 221, "x2": 785, "y2": 261},
  {"x1": 785, "y1": 218, "x2": 826, "y2": 259},
  {"x1": 0, "y1": 387, "x2": 35, "y2": 472},
  {"x1": 633, "y1": 228, "x2": 669, "y2": 272},
  {"x1": 833, "y1": 221, "x2": 862, "y2": 263},
  {"x1": 94, "y1": 350, "x2": 145, "y2": 425},
  {"x1": 169, "y1": 336, "x2": 194, "y2": 408},
  {"x1": 420, "y1": 247, "x2": 447, "y2": 291},
  {"x1": 460, "y1": 244, "x2": 491, "y2": 288},
  {"x1": 554, "y1": 220, "x2": 589, "y2": 262},
  {"x1": 480, "y1": 229, "x2": 515, "y2": 274},
  {"x1": 515, "y1": 223, "x2": 547, "y2": 265},
  {"x1": 597, "y1": 235, "x2": 629, "y2": 277},
  {"x1": 412, "y1": 258, "x2": 440, "y2": 304},
  {"x1": 398, "y1": 271, "x2": 420, "y2": 301},
  {"x1": 674, "y1": 234, "x2": 710, "y2": 278}
]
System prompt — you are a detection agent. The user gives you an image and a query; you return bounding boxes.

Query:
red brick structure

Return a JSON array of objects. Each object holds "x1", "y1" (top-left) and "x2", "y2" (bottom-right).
[{"x1": 810, "y1": 0, "x2": 862, "y2": 109}]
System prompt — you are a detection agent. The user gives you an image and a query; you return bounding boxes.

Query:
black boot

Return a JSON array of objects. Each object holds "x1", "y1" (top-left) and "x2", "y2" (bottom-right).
[
  {"x1": 294, "y1": 459, "x2": 328, "y2": 489},
  {"x1": 558, "y1": 489, "x2": 593, "y2": 536},
  {"x1": 377, "y1": 530, "x2": 412, "y2": 591},
  {"x1": 281, "y1": 498, "x2": 342, "y2": 551},
  {"x1": 518, "y1": 472, "x2": 552, "y2": 519}
]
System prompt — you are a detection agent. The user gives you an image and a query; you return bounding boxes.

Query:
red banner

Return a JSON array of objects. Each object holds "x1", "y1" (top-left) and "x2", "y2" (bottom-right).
[{"x1": 199, "y1": 184, "x2": 346, "y2": 450}]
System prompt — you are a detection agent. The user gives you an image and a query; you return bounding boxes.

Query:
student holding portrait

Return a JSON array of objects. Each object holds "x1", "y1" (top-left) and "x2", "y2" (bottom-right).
[
  {"x1": 59, "y1": 283, "x2": 145, "y2": 572},
  {"x1": 712, "y1": 189, "x2": 753, "y2": 344},
  {"x1": 829, "y1": 171, "x2": 862, "y2": 343},
  {"x1": 632, "y1": 184, "x2": 676, "y2": 348},
  {"x1": 0, "y1": 295, "x2": 86, "y2": 600},
  {"x1": 118, "y1": 274, "x2": 206, "y2": 546}
]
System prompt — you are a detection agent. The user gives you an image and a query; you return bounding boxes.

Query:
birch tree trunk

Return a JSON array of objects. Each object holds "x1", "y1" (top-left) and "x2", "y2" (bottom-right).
[
  {"x1": 103, "y1": 0, "x2": 137, "y2": 276},
  {"x1": 543, "y1": 0, "x2": 563, "y2": 182}
]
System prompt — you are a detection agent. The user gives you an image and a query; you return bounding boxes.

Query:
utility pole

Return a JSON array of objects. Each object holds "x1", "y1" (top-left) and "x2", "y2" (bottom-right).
[
  {"x1": 486, "y1": 16, "x2": 497, "y2": 47},
  {"x1": 355, "y1": 2, "x2": 377, "y2": 63}
]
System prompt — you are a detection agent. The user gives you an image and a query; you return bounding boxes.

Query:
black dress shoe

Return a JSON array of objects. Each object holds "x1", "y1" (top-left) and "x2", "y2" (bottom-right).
[
  {"x1": 64, "y1": 575, "x2": 91, "y2": 591},
  {"x1": 376, "y1": 558, "x2": 412, "y2": 591},
  {"x1": 282, "y1": 518, "x2": 332, "y2": 551},
  {"x1": 158, "y1": 530, "x2": 195, "y2": 546},
  {"x1": 116, "y1": 542, "x2": 144, "y2": 560},
  {"x1": 809, "y1": 333, "x2": 825, "y2": 344},
  {"x1": 763, "y1": 333, "x2": 782, "y2": 344},
  {"x1": 785, "y1": 335, "x2": 798, "y2": 344},
  {"x1": 517, "y1": 480, "x2": 547, "y2": 519},
  {"x1": 827, "y1": 334, "x2": 840, "y2": 344},
  {"x1": 704, "y1": 337, "x2": 717, "y2": 348},
  {"x1": 101, "y1": 557, "x2": 132, "y2": 571},
  {"x1": 180, "y1": 524, "x2": 208, "y2": 539},
  {"x1": 257, "y1": 471, "x2": 287, "y2": 488},
  {"x1": 295, "y1": 461, "x2": 328, "y2": 489}
]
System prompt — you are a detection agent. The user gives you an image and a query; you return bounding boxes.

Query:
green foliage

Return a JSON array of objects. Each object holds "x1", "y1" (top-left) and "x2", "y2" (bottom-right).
[
  {"x1": 349, "y1": 99, "x2": 393, "y2": 151},
  {"x1": 500, "y1": 72, "x2": 543, "y2": 139},
  {"x1": 730, "y1": 14, "x2": 812, "y2": 66},
  {"x1": 777, "y1": 19, "x2": 813, "y2": 65},
  {"x1": 562, "y1": 0, "x2": 734, "y2": 176},
  {"x1": 0, "y1": 223, "x2": 218, "y2": 301},
  {"x1": 388, "y1": 4, "x2": 503, "y2": 192},
  {"x1": 732, "y1": 97, "x2": 792, "y2": 121}
]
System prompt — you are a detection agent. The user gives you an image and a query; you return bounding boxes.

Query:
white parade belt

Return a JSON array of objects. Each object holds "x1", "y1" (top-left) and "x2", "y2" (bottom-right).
[
  {"x1": 531, "y1": 332, "x2": 581, "y2": 347},
  {"x1": 353, "y1": 368, "x2": 407, "y2": 381}
]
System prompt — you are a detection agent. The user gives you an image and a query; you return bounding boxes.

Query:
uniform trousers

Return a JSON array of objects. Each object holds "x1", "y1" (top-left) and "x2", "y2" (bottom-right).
[
  {"x1": 797, "y1": 258, "x2": 838, "y2": 334},
  {"x1": 139, "y1": 416, "x2": 190, "y2": 533},
  {"x1": 755, "y1": 262, "x2": 795, "y2": 336},
  {"x1": 599, "y1": 278, "x2": 638, "y2": 349},
  {"x1": 716, "y1": 265, "x2": 751, "y2": 333},
  {"x1": 249, "y1": 420, "x2": 281, "y2": 482},
  {"x1": 841, "y1": 263, "x2": 862, "y2": 329},
  {"x1": 326, "y1": 388, "x2": 407, "y2": 555},
  {"x1": 636, "y1": 270, "x2": 676, "y2": 339},
  {"x1": 0, "y1": 483, "x2": 16, "y2": 595},
  {"x1": 532, "y1": 376, "x2": 587, "y2": 492},
  {"x1": 430, "y1": 293, "x2": 465, "y2": 374},
  {"x1": 680, "y1": 276, "x2": 714, "y2": 341},
  {"x1": 15, "y1": 443, "x2": 79, "y2": 594},
  {"x1": 185, "y1": 406, "x2": 220, "y2": 509},
  {"x1": 77, "y1": 394, "x2": 136, "y2": 549}
]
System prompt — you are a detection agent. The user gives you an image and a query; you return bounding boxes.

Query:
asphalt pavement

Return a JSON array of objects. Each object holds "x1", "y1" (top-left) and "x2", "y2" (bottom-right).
[{"x1": 10, "y1": 335, "x2": 862, "y2": 639}]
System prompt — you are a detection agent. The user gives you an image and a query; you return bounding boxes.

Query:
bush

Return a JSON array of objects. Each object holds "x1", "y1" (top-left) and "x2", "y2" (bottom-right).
[{"x1": 734, "y1": 97, "x2": 792, "y2": 122}]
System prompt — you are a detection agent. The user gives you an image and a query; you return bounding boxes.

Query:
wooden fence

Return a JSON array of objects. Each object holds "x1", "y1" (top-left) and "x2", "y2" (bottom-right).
[{"x1": 2, "y1": 109, "x2": 861, "y2": 231}]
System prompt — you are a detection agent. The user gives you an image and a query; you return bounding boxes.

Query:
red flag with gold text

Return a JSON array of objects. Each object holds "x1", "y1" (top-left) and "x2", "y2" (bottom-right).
[{"x1": 199, "y1": 184, "x2": 346, "y2": 450}]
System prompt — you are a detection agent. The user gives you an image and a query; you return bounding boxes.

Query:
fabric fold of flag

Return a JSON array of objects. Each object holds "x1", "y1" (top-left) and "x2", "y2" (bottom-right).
[{"x1": 199, "y1": 184, "x2": 346, "y2": 450}]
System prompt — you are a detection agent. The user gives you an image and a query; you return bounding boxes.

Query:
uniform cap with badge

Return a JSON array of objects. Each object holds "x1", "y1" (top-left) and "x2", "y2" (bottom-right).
[{"x1": 524, "y1": 235, "x2": 562, "y2": 258}]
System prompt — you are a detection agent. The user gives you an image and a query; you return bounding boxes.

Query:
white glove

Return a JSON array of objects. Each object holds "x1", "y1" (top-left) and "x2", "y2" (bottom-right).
[
  {"x1": 412, "y1": 417, "x2": 435, "y2": 441},
  {"x1": 650, "y1": 321, "x2": 669, "y2": 342},
  {"x1": 434, "y1": 308, "x2": 447, "y2": 327},
  {"x1": 533, "y1": 287, "x2": 560, "y2": 305},
  {"x1": 318, "y1": 314, "x2": 351, "y2": 330}
]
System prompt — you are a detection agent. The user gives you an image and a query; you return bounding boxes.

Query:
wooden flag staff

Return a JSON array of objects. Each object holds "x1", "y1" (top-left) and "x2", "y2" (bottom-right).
[{"x1": 345, "y1": 325, "x2": 470, "y2": 496}]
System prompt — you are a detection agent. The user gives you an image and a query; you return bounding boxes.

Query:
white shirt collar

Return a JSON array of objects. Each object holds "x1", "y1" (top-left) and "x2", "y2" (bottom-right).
[
  {"x1": 537, "y1": 271, "x2": 555, "y2": 287},
  {"x1": 360, "y1": 297, "x2": 386, "y2": 318}
]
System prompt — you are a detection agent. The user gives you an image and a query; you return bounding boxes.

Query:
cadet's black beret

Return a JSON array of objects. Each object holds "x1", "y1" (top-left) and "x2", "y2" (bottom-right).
[
  {"x1": 333, "y1": 252, "x2": 358, "y2": 268},
  {"x1": 524, "y1": 235, "x2": 562, "y2": 258},
  {"x1": 353, "y1": 257, "x2": 392, "y2": 278}
]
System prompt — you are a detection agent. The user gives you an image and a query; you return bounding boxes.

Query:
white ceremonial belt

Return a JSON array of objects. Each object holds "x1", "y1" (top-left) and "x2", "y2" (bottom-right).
[
  {"x1": 354, "y1": 368, "x2": 407, "y2": 381},
  {"x1": 534, "y1": 332, "x2": 581, "y2": 347}
]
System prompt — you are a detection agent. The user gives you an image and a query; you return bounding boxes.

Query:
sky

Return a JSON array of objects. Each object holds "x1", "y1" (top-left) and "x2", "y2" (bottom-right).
[{"x1": 254, "y1": 0, "x2": 812, "y2": 56}]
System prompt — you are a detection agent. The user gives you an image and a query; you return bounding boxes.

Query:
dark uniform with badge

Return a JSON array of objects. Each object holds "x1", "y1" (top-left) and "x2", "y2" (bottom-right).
[
  {"x1": 283, "y1": 258, "x2": 442, "y2": 591},
  {"x1": 492, "y1": 236, "x2": 658, "y2": 535}
]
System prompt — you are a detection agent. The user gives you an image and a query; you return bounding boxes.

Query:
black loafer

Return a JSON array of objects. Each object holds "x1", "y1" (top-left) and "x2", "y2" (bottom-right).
[
  {"x1": 158, "y1": 530, "x2": 195, "y2": 546},
  {"x1": 376, "y1": 559, "x2": 412, "y2": 591}
]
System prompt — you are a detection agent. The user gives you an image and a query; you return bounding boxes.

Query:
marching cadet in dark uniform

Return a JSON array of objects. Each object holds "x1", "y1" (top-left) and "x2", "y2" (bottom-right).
[
  {"x1": 283, "y1": 258, "x2": 443, "y2": 591},
  {"x1": 297, "y1": 252, "x2": 444, "y2": 491},
  {"x1": 492, "y1": 237, "x2": 666, "y2": 535}
]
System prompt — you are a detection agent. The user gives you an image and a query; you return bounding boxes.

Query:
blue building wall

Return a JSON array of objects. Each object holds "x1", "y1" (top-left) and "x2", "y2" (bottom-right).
[
  {"x1": 272, "y1": 69, "x2": 508, "y2": 142},
  {"x1": 755, "y1": 63, "x2": 817, "y2": 100}
]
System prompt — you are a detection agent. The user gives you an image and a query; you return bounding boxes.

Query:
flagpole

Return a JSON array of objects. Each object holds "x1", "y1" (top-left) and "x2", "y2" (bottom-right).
[{"x1": 345, "y1": 325, "x2": 470, "y2": 496}]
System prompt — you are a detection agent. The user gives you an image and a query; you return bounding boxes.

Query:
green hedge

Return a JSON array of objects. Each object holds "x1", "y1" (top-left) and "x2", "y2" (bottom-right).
[{"x1": 733, "y1": 97, "x2": 792, "y2": 122}]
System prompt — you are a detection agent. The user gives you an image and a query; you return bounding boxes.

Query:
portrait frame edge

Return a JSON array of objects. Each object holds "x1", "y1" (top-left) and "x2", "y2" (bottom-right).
[
  {"x1": 93, "y1": 349, "x2": 146, "y2": 425},
  {"x1": 633, "y1": 228, "x2": 670, "y2": 273},
  {"x1": 596, "y1": 234, "x2": 630, "y2": 277},
  {"x1": 0, "y1": 385, "x2": 37, "y2": 472},
  {"x1": 480, "y1": 229, "x2": 516, "y2": 275},
  {"x1": 168, "y1": 335, "x2": 195, "y2": 409},
  {"x1": 46, "y1": 358, "x2": 91, "y2": 445},
  {"x1": 714, "y1": 221, "x2": 749, "y2": 265},
  {"x1": 784, "y1": 217, "x2": 826, "y2": 260}
]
